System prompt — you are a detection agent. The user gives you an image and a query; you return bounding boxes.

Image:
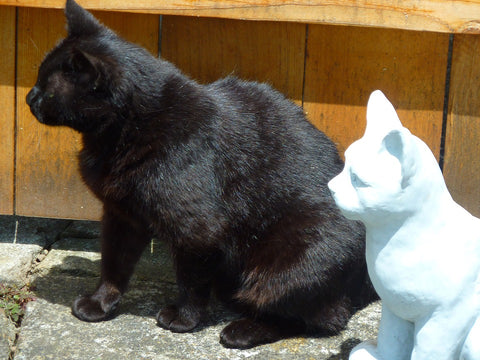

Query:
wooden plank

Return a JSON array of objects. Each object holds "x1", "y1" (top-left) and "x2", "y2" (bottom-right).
[
  {"x1": 161, "y1": 16, "x2": 305, "y2": 103},
  {"x1": 303, "y1": 24, "x2": 449, "y2": 159},
  {"x1": 443, "y1": 35, "x2": 480, "y2": 217},
  {"x1": 0, "y1": 6, "x2": 15, "y2": 215},
  {"x1": 2, "y1": 0, "x2": 480, "y2": 33},
  {"x1": 16, "y1": 8, "x2": 159, "y2": 220}
]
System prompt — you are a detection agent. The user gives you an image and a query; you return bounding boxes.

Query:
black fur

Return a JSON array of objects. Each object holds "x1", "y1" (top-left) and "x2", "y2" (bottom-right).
[{"x1": 26, "y1": 0, "x2": 376, "y2": 348}]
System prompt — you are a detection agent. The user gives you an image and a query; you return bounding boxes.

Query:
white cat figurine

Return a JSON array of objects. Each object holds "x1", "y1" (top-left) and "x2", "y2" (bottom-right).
[{"x1": 328, "y1": 90, "x2": 480, "y2": 360}]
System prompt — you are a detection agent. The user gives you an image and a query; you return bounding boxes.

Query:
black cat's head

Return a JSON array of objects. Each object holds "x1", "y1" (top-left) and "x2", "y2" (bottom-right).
[{"x1": 26, "y1": 0, "x2": 130, "y2": 132}]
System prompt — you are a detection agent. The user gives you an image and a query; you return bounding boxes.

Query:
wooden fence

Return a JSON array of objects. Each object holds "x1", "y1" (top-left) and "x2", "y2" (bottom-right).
[{"x1": 1, "y1": 1, "x2": 480, "y2": 220}]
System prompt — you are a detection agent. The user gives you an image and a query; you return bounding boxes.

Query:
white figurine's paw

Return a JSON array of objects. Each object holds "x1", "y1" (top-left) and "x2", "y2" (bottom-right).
[{"x1": 349, "y1": 340, "x2": 381, "y2": 360}]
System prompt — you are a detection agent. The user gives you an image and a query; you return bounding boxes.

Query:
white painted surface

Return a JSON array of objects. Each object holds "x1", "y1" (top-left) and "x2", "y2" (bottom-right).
[{"x1": 328, "y1": 90, "x2": 480, "y2": 360}]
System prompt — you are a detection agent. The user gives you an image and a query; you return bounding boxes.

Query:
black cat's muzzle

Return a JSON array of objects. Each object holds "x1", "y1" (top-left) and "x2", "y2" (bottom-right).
[
  {"x1": 26, "y1": 86, "x2": 39, "y2": 106},
  {"x1": 26, "y1": 86, "x2": 45, "y2": 123}
]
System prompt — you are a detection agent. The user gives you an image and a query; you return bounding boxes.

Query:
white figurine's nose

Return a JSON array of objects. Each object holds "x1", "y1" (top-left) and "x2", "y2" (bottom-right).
[{"x1": 327, "y1": 177, "x2": 338, "y2": 195}]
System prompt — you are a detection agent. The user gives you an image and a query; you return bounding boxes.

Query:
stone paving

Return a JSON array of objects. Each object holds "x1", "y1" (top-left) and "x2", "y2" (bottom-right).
[{"x1": 0, "y1": 215, "x2": 380, "y2": 359}]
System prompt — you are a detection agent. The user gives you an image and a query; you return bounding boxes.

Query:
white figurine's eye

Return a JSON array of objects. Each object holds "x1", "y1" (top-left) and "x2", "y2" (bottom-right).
[{"x1": 350, "y1": 171, "x2": 368, "y2": 188}]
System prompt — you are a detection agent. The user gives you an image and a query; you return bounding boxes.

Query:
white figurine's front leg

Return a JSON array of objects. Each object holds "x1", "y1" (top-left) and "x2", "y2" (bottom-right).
[
  {"x1": 349, "y1": 340, "x2": 380, "y2": 360},
  {"x1": 350, "y1": 305, "x2": 414, "y2": 360},
  {"x1": 412, "y1": 304, "x2": 478, "y2": 360},
  {"x1": 377, "y1": 305, "x2": 414, "y2": 360},
  {"x1": 460, "y1": 315, "x2": 480, "y2": 360}
]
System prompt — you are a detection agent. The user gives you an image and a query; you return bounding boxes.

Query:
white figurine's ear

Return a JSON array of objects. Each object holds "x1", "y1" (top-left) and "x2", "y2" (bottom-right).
[
  {"x1": 383, "y1": 129, "x2": 404, "y2": 160},
  {"x1": 365, "y1": 90, "x2": 402, "y2": 139},
  {"x1": 382, "y1": 128, "x2": 414, "y2": 188}
]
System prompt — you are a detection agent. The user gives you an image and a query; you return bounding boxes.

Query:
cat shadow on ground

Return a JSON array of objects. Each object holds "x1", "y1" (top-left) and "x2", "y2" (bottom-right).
[
  {"x1": 0, "y1": 216, "x2": 245, "y2": 333},
  {"x1": 326, "y1": 338, "x2": 362, "y2": 360},
  {"x1": 30, "y1": 252, "x2": 376, "y2": 343},
  {"x1": 30, "y1": 242, "x2": 238, "y2": 332}
]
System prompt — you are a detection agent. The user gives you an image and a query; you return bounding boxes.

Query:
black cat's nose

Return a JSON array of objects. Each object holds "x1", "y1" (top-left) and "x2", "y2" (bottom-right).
[{"x1": 26, "y1": 86, "x2": 40, "y2": 106}]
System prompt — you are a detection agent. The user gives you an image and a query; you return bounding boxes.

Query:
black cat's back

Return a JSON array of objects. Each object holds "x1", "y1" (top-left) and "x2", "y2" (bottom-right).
[
  {"x1": 207, "y1": 75, "x2": 343, "y2": 188},
  {"x1": 200, "y1": 77, "x2": 370, "y2": 324}
]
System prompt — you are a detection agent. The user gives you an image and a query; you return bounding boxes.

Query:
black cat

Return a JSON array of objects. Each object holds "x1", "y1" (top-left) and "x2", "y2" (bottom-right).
[{"x1": 26, "y1": 0, "x2": 376, "y2": 349}]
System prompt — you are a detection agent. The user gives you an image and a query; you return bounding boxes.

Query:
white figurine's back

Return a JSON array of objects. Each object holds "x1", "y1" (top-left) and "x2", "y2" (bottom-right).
[{"x1": 328, "y1": 90, "x2": 480, "y2": 360}]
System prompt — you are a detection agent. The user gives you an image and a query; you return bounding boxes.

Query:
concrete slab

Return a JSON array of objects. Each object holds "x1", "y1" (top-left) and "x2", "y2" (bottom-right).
[
  {"x1": 0, "y1": 243, "x2": 42, "y2": 286},
  {"x1": 0, "y1": 309, "x2": 15, "y2": 360},
  {"x1": 0, "y1": 216, "x2": 382, "y2": 359},
  {"x1": 15, "y1": 295, "x2": 380, "y2": 360}
]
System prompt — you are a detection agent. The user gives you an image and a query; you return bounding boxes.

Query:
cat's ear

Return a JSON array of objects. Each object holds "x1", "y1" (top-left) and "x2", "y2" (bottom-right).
[
  {"x1": 65, "y1": 0, "x2": 104, "y2": 37},
  {"x1": 382, "y1": 128, "x2": 415, "y2": 188},
  {"x1": 68, "y1": 48, "x2": 97, "y2": 72},
  {"x1": 383, "y1": 129, "x2": 405, "y2": 160},
  {"x1": 365, "y1": 90, "x2": 402, "y2": 139},
  {"x1": 66, "y1": 49, "x2": 103, "y2": 88}
]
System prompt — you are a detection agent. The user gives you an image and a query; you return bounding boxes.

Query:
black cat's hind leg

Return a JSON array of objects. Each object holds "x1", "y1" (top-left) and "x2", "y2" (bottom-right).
[
  {"x1": 220, "y1": 316, "x2": 304, "y2": 349},
  {"x1": 72, "y1": 210, "x2": 151, "y2": 322},
  {"x1": 221, "y1": 209, "x2": 363, "y2": 348},
  {"x1": 218, "y1": 293, "x2": 354, "y2": 349}
]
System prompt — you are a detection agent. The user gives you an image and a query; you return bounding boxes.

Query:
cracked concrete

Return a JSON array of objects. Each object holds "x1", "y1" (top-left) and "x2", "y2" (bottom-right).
[
  {"x1": 0, "y1": 215, "x2": 381, "y2": 359},
  {"x1": 0, "y1": 309, "x2": 15, "y2": 360}
]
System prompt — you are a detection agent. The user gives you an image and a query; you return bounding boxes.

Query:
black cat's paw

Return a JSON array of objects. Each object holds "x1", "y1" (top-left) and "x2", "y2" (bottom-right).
[
  {"x1": 156, "y1": 304, "x2": 202, "y2": 333},
  {"x1": 72, "y1": 293, "x2": 118, "y2": 322},
  {"x1": 219, "y1": 318, "x2": 283, "y2": 349}
]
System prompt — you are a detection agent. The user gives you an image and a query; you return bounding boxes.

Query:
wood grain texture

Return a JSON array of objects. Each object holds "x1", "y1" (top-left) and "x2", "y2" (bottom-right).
[
  {"x1": 303, "y1": 24, "x2": 449, "y2": 158},
  {"x1": 0, "y1": 6, "x2": 15, "y2": 215},
  {"x1": 443, "y1": 35, "x2": 480, "y2": 217},
  {"x1": 16, "y1": 8, "x2": 159, "y2": 219},
  {"x1": 161, "y1": 16, "x2": 305, "y2": 103},
  {"x1": 2, "y1": 0, "x2": 480, "y2": 33}
]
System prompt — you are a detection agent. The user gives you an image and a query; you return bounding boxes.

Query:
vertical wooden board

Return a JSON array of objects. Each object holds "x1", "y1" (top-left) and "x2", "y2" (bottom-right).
[
  {"x1": 16, "y1": 8, "x2": 159, "y2": 220},
  {"x1": 92, "y1": 10, "x2": 159, "y2": 55},
  {"x1": 161, "y1": 16, "x2": 305, "y2": 103},
  {"x1": 443, "y1": 35, "x2": 480, "y2": 216},
  {"x1": 303, "y1": 25, "x2": 449, "y2": 158},
  {"x1": 0, "y1": 6, "x2": 15, "y2": 214}
]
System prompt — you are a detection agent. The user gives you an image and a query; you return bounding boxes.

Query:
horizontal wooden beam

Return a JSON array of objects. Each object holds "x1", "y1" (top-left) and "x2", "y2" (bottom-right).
[{"x1": 1, "y1": 0, "x2": 480, "y2": 34}]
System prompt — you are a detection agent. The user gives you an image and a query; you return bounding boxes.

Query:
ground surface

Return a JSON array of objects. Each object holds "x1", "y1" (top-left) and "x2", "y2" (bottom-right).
[{"x1": 0, "y1": 215, "x2": 380, "y2": 360}]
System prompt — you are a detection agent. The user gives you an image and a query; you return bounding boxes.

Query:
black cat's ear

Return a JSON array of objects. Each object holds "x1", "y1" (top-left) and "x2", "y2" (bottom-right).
[
  {"x1": 66, "y1": 48, "x2": 103, "y2": 87},
  {"x1": 68, "y1": 48, "x2": 96, "y2": 72},
  {"x1": 65, "y1": 0, "x2": 104, "y2": 37}
]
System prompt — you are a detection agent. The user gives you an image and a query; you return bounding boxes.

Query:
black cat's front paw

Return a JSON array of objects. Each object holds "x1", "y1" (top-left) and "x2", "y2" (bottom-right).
[
  {"x1": 156, "y1": 304, "x2": 202, "y2": 333},
  {"x1": 72, "y1": 290, "x2": 120, "y2": 322},
  {"x1": 72, "y1": 295, "x2": 111, "y2": 322},
  {"x1": 220, "y1": 318, "x2": 283, "y2": 349}
]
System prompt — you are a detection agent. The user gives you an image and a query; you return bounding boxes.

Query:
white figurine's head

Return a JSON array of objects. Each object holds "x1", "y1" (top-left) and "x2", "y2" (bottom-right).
[{"x1": 328, "y1": 90, "x2": 445, "y2": 224}]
